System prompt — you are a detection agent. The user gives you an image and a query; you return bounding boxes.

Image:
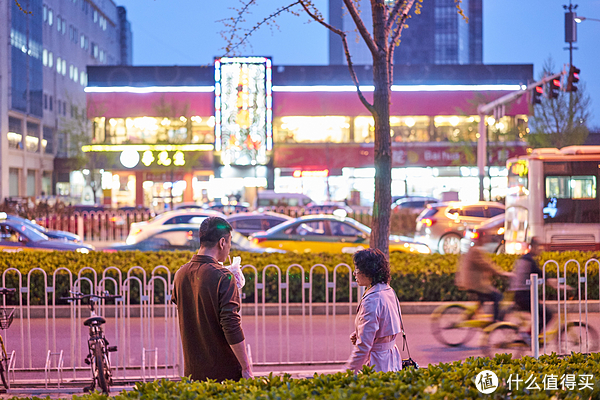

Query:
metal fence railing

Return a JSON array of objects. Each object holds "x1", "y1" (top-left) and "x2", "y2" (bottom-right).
[{"x1": 3, "y1": 258, "x2": 595, "y2": 386}]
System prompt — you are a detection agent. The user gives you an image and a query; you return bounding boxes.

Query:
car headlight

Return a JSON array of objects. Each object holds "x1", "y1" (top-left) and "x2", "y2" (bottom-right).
[
  {"x1": 76, "y1": 247, "x2": 90, "y2": 254},
  {"x1": 409, "y1": 243, "x2": 431, "y2": 254}
]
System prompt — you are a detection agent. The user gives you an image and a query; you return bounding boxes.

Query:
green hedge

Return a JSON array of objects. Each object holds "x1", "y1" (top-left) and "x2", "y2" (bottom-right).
[
  {"x1": 33, "y1": 353, "x2": 600, "y2": 399},
  {"x1": 0, "y1": 251, "x2": 598, "y2": 305}
]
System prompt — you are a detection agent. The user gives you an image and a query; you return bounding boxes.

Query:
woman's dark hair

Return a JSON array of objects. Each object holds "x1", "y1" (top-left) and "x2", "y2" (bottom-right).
[
  {"x1": 199, "y1": 217, "x2": 232, "y2": 248},
  {"x1": 353, "y1": 248, "x2": 390, "y2": 285}
]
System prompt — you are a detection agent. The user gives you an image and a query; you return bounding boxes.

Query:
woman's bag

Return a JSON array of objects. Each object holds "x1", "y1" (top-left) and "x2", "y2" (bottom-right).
[{"x1": 395, "y1": 296, "x2": 419, "y2": 369}]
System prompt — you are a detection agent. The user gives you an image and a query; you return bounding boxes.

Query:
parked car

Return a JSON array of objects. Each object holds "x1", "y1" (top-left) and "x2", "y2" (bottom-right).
[
  {"x1": 126, "y1": 209, "x2": 225, "y2": 245},
  {"x1": 226, "y1": 212, "x2": 293, "y2": 236},
  {"x1": 303, "y1": 202, "x2": 354, "y2": 217},
  {"x1": 460, "y1": 214, "x2": 506, "y2": 254},
  {"x1": 414, "y1": 201, "x2": 505, "y2": 255},
  {"x1": 256, "y1": 191, "x2": 313, "y2": 208},
  {"x1": 392, "y1": 196, "x2": 439, "y2": 213},
  {"x1": 0, "y1": 213, "x2": 83, "y2": 243},
  {"x1": 0, "y1": 220, "x2": 94, "y2": 253},
  {"x1": 205, "y1": 201, "x2": 251, "y2": 214},
  {"x1": 174, "y1": 202, "x2": 204, "y2": 210},
  {"x1": 249, "y1": 215, "x2": 430, "y2": 254},
  {"x1": 107, "y1": 226, "x2": 283, "y2": 253}
]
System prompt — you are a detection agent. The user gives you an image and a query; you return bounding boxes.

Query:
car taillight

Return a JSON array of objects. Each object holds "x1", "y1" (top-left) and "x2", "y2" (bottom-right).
[
  {"x1": 131, "y1": 228, "x2": 141, "y2": 235},
  {"x1": 469, "y1": 231, "x2": 479, "y2": 240},
  {"x1": 421, "y1": 218, "x2": 435, "y2": 227},
  {"x1": 253, "y1": 237, "x2": 266, "y2": 244}
]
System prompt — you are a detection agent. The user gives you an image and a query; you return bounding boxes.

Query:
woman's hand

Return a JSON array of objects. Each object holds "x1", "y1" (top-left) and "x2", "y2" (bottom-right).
[{"x1": 350, "y1": 332, "x2": 357, "y2": 345}]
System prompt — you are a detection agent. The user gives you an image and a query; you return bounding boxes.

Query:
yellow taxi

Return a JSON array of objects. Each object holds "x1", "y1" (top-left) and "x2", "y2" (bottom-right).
[{"x1": 249, "y1": 215, "x2": 430, "y2": 254}]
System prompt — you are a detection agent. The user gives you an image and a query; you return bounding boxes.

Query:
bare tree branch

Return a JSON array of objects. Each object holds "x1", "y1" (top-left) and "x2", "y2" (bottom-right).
[
  {"x1": 388, "y1": 0, "x2": 416, "y2": 84},
  {"x1": 298, "y1": 1, "x2": 375, "y2": 113},
  {"x1": 341, "y1": 0, "x2": 378, "y2": 55},
  {"x1": 14, "y1": 0, "x2": 31, "y2": 14},
  {"x1": 221, "y1": 1, "x2": 302, "y2": 54}
]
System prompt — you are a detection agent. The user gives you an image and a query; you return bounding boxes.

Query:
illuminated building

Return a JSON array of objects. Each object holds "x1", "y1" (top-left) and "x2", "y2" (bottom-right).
[{"x1": 83, "y1": 62, "x2": 532, "y2": 208}]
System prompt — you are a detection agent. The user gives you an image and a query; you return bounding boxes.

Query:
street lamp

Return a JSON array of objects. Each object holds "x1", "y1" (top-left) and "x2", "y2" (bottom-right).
[{"x1": 575, "y1": 16, "x2": 600, "y2": 23}]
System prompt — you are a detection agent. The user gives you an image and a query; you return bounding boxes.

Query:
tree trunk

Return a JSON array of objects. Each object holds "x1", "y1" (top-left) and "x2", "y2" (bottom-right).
[{"x1": 369, "y1": 1, "x2": 392, "y2": 258}]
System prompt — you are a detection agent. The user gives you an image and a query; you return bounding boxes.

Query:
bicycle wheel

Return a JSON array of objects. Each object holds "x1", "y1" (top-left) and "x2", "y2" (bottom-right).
[
  {"x1": 564, "y1": 322, "x2": 600, "y2": 355},
  {"x1": 483, "y1": 322, "x2": 527, "y2": 359},
  {"x1": 431, "y1": 304, "x2": 473, "y2": 347},
  {"x1": 93, "y1": 342, "x2": 109, "y2": 394},
  {"x1": 0, "y1": 336, "x2": 9, "y2": 390}
]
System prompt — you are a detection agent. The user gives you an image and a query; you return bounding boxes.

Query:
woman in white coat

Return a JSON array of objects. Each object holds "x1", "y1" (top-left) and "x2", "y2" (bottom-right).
[{"x1": 346, "y1": 248, "x2": 403, "y2": 373}]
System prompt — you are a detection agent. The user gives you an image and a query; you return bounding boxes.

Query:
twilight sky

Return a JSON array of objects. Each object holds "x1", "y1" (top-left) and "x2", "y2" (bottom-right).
[{"x1": 118, "y1": 0, "x2": 600, "y2": 127}]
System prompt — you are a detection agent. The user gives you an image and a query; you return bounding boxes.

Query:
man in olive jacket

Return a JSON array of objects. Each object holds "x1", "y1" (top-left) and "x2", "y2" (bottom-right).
[{"x1": 172, "y1": 216, "x2": 253, "y2": 381}]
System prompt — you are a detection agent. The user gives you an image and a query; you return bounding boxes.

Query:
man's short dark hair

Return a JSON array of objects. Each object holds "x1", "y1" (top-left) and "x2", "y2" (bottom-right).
[
  {"x1": 353, "y1": 248, "x2": 391, "y2": 285},
  {"x1": 199, "y1": 217, "x2": 232, "y2": 248}
]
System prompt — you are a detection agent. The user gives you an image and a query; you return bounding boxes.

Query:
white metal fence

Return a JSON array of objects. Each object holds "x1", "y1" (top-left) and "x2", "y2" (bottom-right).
[{"x1": 0, "y1": 258, "x2": 596, "y2": 386}]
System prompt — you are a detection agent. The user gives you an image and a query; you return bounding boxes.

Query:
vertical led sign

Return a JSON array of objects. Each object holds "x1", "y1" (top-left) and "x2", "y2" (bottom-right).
[{"x1": 215, "y1": 57, "x2": 272, "y2": 165}]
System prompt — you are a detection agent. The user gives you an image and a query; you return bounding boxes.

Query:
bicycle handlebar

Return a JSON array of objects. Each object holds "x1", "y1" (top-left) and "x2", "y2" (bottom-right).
[
  {"x1": 61, "y1": 291, "x2": 122, "y2": 302},
  {"x1": 0, "y1": 288, "x2": 16, "y2": 296}
]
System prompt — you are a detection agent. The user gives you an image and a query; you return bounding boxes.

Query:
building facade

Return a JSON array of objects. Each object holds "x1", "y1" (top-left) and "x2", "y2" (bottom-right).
[
  {"x1": 81, "y1": 62, "x2": 532, "y2": 210},
  {"x1": 0, "y1": 0, "x2": 132, "y2": 202},
  {"x1": 328, "y1": 0, "x2": 483, "y2": 66}
]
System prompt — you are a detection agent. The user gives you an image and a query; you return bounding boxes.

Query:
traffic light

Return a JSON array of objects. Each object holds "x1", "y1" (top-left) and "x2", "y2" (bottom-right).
[
  {"x1": 548, "y1": 78, "x2": 561, "y2": 99},
  {"x1": 531, "y1": 85, "x2": 543, "y2": 105},
  {"x1": 566, "y1": 65, "x2": 580, "y2": 92}
]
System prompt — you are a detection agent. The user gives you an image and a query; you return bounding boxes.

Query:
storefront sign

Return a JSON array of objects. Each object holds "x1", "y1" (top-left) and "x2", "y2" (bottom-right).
[
  {"x1": 85, "y1": 147, "x2": 213, "y2": 171},
  {"x1": 274, "y1": 142, "x2": 528, "y2": 169},
  {"x1": 215, "y1": 57, "x2": 272, "y2": 166}
]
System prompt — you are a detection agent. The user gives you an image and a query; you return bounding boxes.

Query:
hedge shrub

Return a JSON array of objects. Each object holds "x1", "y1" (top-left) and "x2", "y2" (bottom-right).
[
  {"x1": 0, "y1": 251, "x2": 598, "y2": 305},
  {"x1": 25, "y1": 353, "x2": 600, "y2": 399}
]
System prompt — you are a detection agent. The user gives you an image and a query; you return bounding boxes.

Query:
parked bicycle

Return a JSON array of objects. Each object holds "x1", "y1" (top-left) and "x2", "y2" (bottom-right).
[
  {"x1": 61, "y1": 291, "x2": 121, "y2": 394},
  {"x1": 431, "y1": 293, "x2": 516, "y2": 347},
  {"x1": 0, "y1": 288, "x2": 16, "y2": 391},
  {"x1": 481, "y1": 309, "x2": 599, "y2": 358}
]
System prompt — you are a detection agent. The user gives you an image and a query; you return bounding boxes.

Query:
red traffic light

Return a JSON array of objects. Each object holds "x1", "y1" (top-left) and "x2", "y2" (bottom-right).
[{"x1": 566, "y1": 65, "x2": 580, "y2": 92}]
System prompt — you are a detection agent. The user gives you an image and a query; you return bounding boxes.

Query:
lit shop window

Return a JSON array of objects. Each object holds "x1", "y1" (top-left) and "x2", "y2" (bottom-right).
[
  {"x1": 274, "y1": 116, "x2": 350, "y2": 143},
  {"x1": 93, "y1": 116, "x2": 214, "y2": 145}
]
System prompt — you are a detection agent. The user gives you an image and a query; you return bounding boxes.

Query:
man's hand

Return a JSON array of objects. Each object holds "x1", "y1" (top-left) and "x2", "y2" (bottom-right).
[
  {"x1": 242, "y1": 367, "x2": 253, "y2": 379},
  {"x1": 350, "y1": 332, "x2": 357, "y2": 345}
]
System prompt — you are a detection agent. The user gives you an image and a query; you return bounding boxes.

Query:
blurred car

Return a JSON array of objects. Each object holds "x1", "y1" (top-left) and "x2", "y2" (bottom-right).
[
  {"x1": 226, "y1": 211, "x2": 293, "y2": 236},
  {"x1": 0, "y1": 213, "x2": 82, "y2": 243},
  {"x1": 126, "y1": 209, "x2": 225, "y2": 245},
  {"x1": 249, "y1": 214, "x2": 430, "y2": 254},
  {"x1": 204, "y1": 201, "x2": 251, "y2": 214},
  {"x1": 0, "y1": 220, "x2": 94, "y2": 253},
  {"x1": 303, "y1": 202, "x2": 354, "y2": 217},
  {"x1": 174, "y1": 202, "x2": 204, "y2": 210},
  {"x1": 414, "y1": 201, "x2": 505, "y2": 255},
  {"x1": 392, "y1": 196, "x2": 439, "y2": 213},
  {"x1": 460, "y1": 214, "x2": 506, "y2": 254},
  {"x1": 106, "y1": 226, "x2": 283, "y2": 253}
]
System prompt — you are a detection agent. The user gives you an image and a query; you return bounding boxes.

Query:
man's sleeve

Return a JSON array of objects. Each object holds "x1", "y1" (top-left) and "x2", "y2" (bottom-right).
[{"x1": 218, "y1": 271, "x2": 245, "y2": 345}]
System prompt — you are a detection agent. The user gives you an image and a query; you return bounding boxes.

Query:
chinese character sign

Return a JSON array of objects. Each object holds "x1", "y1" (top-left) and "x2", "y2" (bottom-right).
[{"x1": 215, "y1": 57, "x2": 272, "y2": 166}]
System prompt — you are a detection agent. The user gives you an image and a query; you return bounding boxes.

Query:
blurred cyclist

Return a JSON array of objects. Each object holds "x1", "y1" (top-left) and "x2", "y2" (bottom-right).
[
  {"x1": 455, "y1": 234, "x2": 512, "y2": 322},
  {"x1": 507, "y1": 237, "x2": 553, "y2": 333}
]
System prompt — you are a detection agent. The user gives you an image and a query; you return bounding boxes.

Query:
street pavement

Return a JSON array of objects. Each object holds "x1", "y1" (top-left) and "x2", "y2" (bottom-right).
[{"x1": 2, "y1": 311, "x2": 598, "y2": 397}]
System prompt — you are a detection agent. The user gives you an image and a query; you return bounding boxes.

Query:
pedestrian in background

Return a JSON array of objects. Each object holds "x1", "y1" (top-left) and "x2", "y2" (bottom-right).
[
  {"x1": 346, "y1": 248, "x2": 403, "y2": 373},
  {"x1": 172, "y1": 216, "x2": 253, "y2": 381}
]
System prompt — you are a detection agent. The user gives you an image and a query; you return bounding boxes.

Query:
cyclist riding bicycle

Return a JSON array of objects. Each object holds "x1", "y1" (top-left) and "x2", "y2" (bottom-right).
[
  {"x1": 507, "y1": 237, "x2": 556, "y2": 333},
  {"x1": 455, "y1": 235, "x2": 512, "y2": 322}
]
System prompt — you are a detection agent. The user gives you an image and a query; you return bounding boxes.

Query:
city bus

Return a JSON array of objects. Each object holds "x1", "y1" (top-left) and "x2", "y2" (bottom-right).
[{"x1": 505, "y1": 146, "x2": 600, "y2": 254}]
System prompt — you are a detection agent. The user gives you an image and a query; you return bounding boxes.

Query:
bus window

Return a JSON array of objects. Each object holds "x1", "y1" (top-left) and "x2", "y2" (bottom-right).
[
  {"x1": 571, "y1": 176, "x2": 596, "y2": 199},
  {"x1": 545, "y1": 176, "x2": 571, "y2": 198}
]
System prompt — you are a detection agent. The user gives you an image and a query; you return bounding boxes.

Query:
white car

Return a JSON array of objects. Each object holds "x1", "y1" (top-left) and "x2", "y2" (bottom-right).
[{"x1": 126, "y1": 209, "x2": 225, "y2": 245}]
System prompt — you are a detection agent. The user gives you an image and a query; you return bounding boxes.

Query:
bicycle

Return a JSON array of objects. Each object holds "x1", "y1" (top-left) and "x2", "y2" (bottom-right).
[
  {"x1": 0, "y1": 288, "x2": 16, "y2": 391},
  {"x1": 481, "y1": 309, "x2": 599, "y2": 358},
  {"x1": 61, "y1": 291, "x2": 121, "y2": 394},
  {"x1": 431, "y1": 292, "x2": 516, "y2": 347}
]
